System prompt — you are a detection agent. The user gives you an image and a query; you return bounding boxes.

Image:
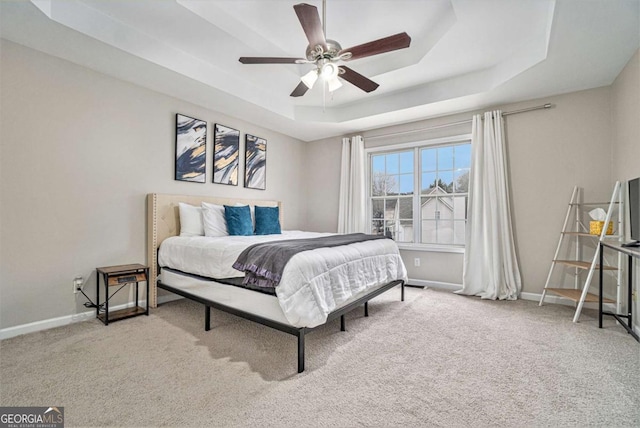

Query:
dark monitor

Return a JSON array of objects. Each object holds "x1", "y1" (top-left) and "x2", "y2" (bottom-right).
[{"x1": 625, "y1": 177, "x2": 640, "y2": 247}]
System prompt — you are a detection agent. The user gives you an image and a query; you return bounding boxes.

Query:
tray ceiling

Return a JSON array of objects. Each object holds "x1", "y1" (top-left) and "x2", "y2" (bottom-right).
[{"x1": 1, "y1": 0, "x2": 638, "y2": 141}]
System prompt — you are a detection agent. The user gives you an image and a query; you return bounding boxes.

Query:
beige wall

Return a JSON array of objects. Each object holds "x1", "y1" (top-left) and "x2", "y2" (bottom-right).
[
  {"x1": 1, "y1": 39, "x2": 637, "y2": 332},
  {"x1": 611, "y1": 49, "x2": 640, "y2": 332},
  {"x1": 305, "y1": 87, "x2": 615, "y2": 295},
  {"x1": 0, "y1": 41, "x2": 307, "y2": 329}
]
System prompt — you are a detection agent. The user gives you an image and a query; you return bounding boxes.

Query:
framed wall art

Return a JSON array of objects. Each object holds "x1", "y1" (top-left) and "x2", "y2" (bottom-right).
[
  {"x1": 213, "y1": 124, "x2": 240, "y2": 186},
  {"x1": 244, "y1": 134, "x2": 266, "y2": 190},
  {"x1": 175, "y1": 113, "x2": 206, "y2": 183}
]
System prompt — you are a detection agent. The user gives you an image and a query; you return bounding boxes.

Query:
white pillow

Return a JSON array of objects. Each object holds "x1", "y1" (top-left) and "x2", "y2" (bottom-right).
[
  {"x1": 178, "y1": 202, "x2": 204, "y2": 237},
  {"x1": 201, "y1": 202, "x2": 228, "y2": 237}
]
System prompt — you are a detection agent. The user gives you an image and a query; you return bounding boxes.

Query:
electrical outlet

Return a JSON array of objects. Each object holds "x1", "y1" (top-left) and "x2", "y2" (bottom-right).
[
  {"x1": 73, "y1": 276, "x2": 83, "y2": 294},
  {"x1": 633, "y1": 290, "x2": 638, "y2": 302},
  {"x1": 414, "y1": 258, "x2": 420, "y2": 267}
]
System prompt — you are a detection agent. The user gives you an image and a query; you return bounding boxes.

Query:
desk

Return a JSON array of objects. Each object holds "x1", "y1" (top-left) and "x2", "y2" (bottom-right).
[{"x1": 599, "y1": 242, "x2": 640, "y2": 342}]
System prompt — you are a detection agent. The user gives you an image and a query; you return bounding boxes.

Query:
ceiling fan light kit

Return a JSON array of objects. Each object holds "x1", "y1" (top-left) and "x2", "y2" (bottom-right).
[{"x1": 238, "y1": 2, "x2": 411, "y2": 98}]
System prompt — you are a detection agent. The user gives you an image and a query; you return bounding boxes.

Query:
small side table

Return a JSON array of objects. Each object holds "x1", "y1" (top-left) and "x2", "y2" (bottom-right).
[{"x1": 96, "y1": 264, "x2": 149, "y2": 325}]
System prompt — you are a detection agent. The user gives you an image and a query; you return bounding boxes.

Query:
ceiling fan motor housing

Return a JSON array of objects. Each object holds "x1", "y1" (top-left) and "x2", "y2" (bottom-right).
[{"x1": 306, "y1": 39, "x2": 343, "y2": 61}]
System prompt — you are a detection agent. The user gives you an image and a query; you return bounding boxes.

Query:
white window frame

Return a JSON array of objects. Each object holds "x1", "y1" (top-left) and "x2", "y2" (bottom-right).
[{"x1": 365, "y1": 134, "x2": 472, "y2": 254}]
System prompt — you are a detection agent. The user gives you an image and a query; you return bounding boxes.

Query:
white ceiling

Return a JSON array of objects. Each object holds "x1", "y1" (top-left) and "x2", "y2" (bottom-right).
[{"x1": 1, "y1": 0, "x2": 638, "y2": 141}]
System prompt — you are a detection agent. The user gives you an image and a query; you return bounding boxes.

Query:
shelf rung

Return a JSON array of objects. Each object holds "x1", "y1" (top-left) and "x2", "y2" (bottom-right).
[
  {"x1": 562, "y1": 232, "x2": 598, "y2": 237},
  {"x1": 545, "y1": 288, "x2": 615, "y2": 303},
  {"x1": 553, "y1": 260, "x2": 618, "y2": 270}
]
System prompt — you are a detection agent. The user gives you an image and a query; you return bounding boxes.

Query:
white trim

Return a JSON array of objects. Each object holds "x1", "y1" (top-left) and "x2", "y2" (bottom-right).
[
  {"x1": 0, "y1": 294, "x2": 182, "y2": 340},
  {"x1": 407, "y1": 278, "x2": 462, "y2": 291},
  {"x1": 412, "y1": 280, "x2": 628, "y2": 316},
  {"x1": 398, "y1": 244, "x2": 465, "y2": 254},
  {"x1": 364, "y1": 133, "x2": 472, "y2": 154}
]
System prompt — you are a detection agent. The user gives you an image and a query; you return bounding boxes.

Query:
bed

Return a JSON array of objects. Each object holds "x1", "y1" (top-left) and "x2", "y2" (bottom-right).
[{"x1": 147, "y1": 193, "x2": 407, "y2": 372}]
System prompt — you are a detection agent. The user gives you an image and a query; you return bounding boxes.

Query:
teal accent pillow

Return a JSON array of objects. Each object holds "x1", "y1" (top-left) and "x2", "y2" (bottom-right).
[
  {"x1": 224, "y1": 205, "x2": 253, "y2": 236},
  {"x1": 254, "y1": 206, "x2": 281, "y2": 235}
]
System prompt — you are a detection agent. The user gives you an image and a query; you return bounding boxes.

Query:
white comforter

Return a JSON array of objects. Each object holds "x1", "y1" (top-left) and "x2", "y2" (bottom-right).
[{"x1": 158, "y1": 231, "x2": 407, "y2": 328}]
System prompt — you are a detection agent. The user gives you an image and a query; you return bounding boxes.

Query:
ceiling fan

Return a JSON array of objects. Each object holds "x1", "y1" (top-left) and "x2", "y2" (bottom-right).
[{"x1": 239, "y1": 1, "x2": 411, "y2": 97}]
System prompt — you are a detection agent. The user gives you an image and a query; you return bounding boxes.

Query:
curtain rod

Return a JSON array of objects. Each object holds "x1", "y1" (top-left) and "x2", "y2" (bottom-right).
[{"x1": 365, "y1": 103, "x2": 553, "y2": 140}]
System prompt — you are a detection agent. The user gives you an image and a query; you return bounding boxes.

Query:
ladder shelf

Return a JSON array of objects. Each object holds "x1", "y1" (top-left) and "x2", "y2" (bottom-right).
[{"x1": 539, "y1": 182, "x2": 624, "y2": 322}]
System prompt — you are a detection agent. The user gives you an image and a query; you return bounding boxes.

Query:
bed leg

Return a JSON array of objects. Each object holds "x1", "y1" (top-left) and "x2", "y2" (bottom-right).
[
  {"x1": 340, "y1": 314, "x2": 346, "y2": 331},
  {"x1": 364, "y1": 302, "x2": 369, "y2": 317},
  {"x1": 401, "y1": 282, "x2": 405, "y2": 302},
  {"x1": 297, "y1": 331, "x2": 305, "y2": 373},
  {"x1": 205, "y1": 306, "x2": 211, "y2": 331}
]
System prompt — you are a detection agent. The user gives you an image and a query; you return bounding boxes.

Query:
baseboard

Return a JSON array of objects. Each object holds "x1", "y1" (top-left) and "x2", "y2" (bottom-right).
[
  {"x1": 407, "y1": 278, "x2": 462, "y2": 291},
  {"x1": 415, "y1": 279, "x2": 640, "y2": 333},
  {"x1": 0, "y1": 294, "x2": 183, "y2": 341}
]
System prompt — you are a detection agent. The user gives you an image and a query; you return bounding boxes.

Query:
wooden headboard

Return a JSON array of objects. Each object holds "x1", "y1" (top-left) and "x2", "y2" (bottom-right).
[{"x1": 146, "y1": 193, "x2": 282, "y2": 307}]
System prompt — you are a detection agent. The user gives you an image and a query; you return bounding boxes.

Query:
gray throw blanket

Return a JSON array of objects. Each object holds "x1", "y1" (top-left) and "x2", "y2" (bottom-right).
[{"x1": 232, "y1": 233, "x2": 389, "y2": 288}]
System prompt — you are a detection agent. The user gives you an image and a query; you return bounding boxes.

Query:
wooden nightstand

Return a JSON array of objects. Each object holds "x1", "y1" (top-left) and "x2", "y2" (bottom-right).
[{"x1": 96, "y1": 264, "x2": 149, "y2": 325}]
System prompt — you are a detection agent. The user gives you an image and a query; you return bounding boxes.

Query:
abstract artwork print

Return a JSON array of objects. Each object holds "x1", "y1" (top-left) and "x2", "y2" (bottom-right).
[
  {"x1": 175, "y1": 114, "x2": 206, "y2": 183},
  {"x1": 213, "y1": 124, "x2": 239, "y2": 185},
  {"x1": 245, "y1": 134, "x2": 266, "y2": 190}
]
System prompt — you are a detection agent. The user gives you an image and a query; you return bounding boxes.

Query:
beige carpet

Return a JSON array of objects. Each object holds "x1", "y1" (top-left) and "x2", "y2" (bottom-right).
[{"x1": 1, "y1": 287, "x2": 638, "y2": 427}]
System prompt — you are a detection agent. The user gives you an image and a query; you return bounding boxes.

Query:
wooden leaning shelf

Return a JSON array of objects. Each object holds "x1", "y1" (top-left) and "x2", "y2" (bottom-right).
[{"x1": 539, "y1": 183, "x2": 624, "y2": 322}]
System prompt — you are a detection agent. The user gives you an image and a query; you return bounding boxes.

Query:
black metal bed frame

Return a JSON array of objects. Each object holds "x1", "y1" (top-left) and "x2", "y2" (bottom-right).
[{"x1": 158, "y1": 279, "x2": 405, "y2": 373}]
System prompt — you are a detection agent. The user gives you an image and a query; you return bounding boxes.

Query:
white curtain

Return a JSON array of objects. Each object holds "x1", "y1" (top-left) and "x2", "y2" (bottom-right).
[
  {"x1": 338, "y1": 135, "x2": 366, "y2": 233},
  {"x1": 457, "y1": 111, "x2": 521, "y2": 300}
]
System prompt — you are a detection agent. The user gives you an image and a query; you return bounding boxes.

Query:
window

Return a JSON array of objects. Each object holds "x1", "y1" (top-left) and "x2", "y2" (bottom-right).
[
  {"x1": 368, "y1": 136, "x2": 471, "y2": 248},
  {"x1": 371, "y1": 151, "x2": 414, "y2": 242}
]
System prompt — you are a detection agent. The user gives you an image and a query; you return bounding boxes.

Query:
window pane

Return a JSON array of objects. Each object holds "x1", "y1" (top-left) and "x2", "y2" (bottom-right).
[
  {"x1": 372, "y1": 172, "x2": 386, "y2": 196},
  {"x1": 400, "y1": 151, "x2": 413, "y2": 174},
  {"x1": 372, "y1": 199, "x2": 384, "y2": 219},
  {"x1": 371, "y1": 220, "x2": 384, "y2": 236},
  {"x1": 454, "y1": 169, "x2": 469, "y2": 193},
  {"x1": 438, "y1": 146, "x2": 454, "y2": 170},
  {"x1": 454, "y1": 220, "x2": 466, "y2": 245},
  {"x1": 421, "y1": 172, "x2": 437, "y2": 194},
  {"x1": 420, "y1": 196, "x2": 437, "y2": 220},
  {"x1": 397, "y1": 220, "x2": 414, "y2": 243},
  {"x1": 452, "y1": 195, "x2": 468, "y2": 220},
  {"x1": 437, "y1": 218, "x2": 454, "y2": 244},
  {"x1": 421, "y1": 148, "x2": 437, "y2": 172},
  {"x1": 438, "y1": 171, "x2": 454, "y2": 193},
  {"x1": 455, "y1": 144, "x2": 471, "y2": 169},
  {"x1": 421, "y1": 220, "x2": 437, "y2": 243},
  {"x1": 384, "y1": 199, "x2": 398, "y2": 220},
  {"x1": 386, "y1": 153, "x2": 399, "y2": 174},
  {"x1": 399, "y1": 197, "x2": 413, "y2": 219},
  {"x1": 386, "y1": 175, "x2": 399, "y2": 195},
  {"x1": 372, "y1": 155, "x2": 385, "y2": 174},
  {"x1": 439, "y1": 196, "x2": 454, "y2": 220},
  {"x1": 399, "y1": 174, "x2": 413, "y2": 195}
]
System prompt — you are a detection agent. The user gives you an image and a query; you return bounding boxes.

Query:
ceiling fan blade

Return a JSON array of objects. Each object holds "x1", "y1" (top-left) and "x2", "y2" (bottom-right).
[
  {"x1": 290, "y1": 81, "x2": 310, "y2": 97},
  {"x1": 293, "y1": 3, "x2": 327, "y2": 50},
  {"x1": 339, "y1": 66, "x2": 379, "y2": 93},
  {"x1": 239, "y1": 57, "x2": 304, "y2": 64},
  {"x1": 340, "y1": 32, "x2": 411, "y2": 61}
]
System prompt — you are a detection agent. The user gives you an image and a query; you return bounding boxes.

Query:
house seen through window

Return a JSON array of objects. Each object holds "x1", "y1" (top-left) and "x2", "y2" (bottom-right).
[{"x1": 369, "y1": 139, "x2": 471, "y2": 246}]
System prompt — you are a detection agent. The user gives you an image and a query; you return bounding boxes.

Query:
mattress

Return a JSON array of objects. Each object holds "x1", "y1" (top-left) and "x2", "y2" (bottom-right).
[
  {"x1": 158, "y1": 231, "x2": 408, "y2": 328},
  {"x1": 160, "y1": 267, "x2": 394, "y2": 327},
  {"x1": 160, "y1": 268, "x2": 290, "y2": 324}
]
